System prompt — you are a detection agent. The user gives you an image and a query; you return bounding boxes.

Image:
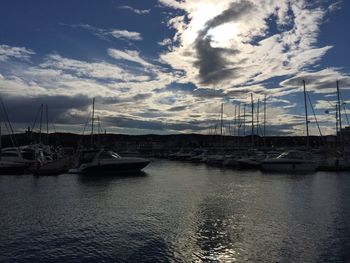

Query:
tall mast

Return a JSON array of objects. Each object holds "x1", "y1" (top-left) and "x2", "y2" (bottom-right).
[
  {"x1": 39, "y1": 104, "x2": 43, "y2": 143},
  {"x1": 90, "y1": 98, "x2": 95, "y2": 148},
  {"x1": 238, "y1": 102, "x2": 241, "y2": 149},
  {"x1": 257, "y1": 98, "x2": 260, "y2": 137},
  {"x1": 337, "y1": 80, "x2": 342, "y2": 131},
  {"x1": 251, "y1": 93, "x2": 254, "y2": 149},
  {"x1": 0, "y1": 121, "x2": 2, "y2": 161},
  {"x1": 303, "y1": 80, "x2": 310, "y2": 149},
  {"x1": 243, "y1": 103, "x2": 246, "y2": 136},
  {"x1": 336, "y1": 80, "x2": 344, "y2": 153},
  {"x1": 234, "y1": 104, "x2": 237, "y2": 137},
  {"x1": 336, "y1": 104, "x2": 339, "y2": 134},
  {"x1": 237, "y1": 103, "x2": 241, "y2": 137},
  {"x1": 264, "y1": 95, "x2": 267, "y2": 148},
  {"x1": 46, "y1": 104, "x2": 49, "y2": 145},
  {"x1": 220, "y1": 103, "x2": 224, "y2": 152},
  {"x1": 97, "y1": 116, "x2": 101, "y2": 146}
]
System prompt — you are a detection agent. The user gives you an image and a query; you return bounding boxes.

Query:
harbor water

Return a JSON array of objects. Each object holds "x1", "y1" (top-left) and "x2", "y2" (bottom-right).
[{"x1": 1, "y1": 160, "x2": 350, "y2": 262}]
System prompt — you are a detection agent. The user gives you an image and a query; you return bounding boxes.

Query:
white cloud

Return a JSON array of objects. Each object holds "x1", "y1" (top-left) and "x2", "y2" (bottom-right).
[
  {"x1": 118, "y1": 5, "x2": 151, "y2": 15},
  {"x1": 0, "y1": 44, "x2": 35, "y2": 61},
  {"x1": 69, "y1": 24, "x2": 143, "y2": 41},
  {"x1": 40, "y1": 54, "x2": 149, "y2": 82},
  {"x1": 109, "y1": 30, "x2": 143, "y2": 41},
  {"x1": 159, "y1": 0, "x2": 335, "y2": 90},
  {"x1": 107, "y1": 48, "x2": 153, "y2": 68}
]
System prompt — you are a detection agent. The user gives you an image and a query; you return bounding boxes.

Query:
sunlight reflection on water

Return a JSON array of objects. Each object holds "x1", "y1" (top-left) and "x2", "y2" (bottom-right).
[{"x1": 0, "y1": 160, "x2": 350, "y2": 262}]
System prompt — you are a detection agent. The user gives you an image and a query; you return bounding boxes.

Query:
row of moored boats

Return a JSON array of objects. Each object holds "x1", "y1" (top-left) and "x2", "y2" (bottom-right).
[{"x1": 168, "y1": 149, "x2": 350, "y2": 173}]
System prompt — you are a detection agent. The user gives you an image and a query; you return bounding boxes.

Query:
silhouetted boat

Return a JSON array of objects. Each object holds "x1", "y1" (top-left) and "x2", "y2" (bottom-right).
[
  {"x1": 69, "y1": 149, "x2": 150, "y2": 174},
  {"x1": 261, "y1": 150, "x2": 318, "y2": 173}
]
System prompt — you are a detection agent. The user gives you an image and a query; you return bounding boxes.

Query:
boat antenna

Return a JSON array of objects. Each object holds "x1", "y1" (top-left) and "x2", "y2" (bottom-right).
[{"x1": 303, "y1": 80, "x2": 310, "y2": 149}]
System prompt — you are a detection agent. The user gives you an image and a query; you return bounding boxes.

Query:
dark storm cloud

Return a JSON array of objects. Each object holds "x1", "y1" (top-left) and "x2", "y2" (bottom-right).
[
  {"x1": 97, "y1": 93, "x2": 152, "y2": 104},
  {"x1": 204, "y1": 0, "x2": 255, "y2": 29},
  {"x1": 0, "y1": 93, "x2": 154, "y2": 127},
  {"x1": 194, "y1": 37, "x2": 241, "y2": 85},
  {"x1": 168, "y1": 105, "x2": 187, "y2": 112},
  {"x1": 1, "y1": 95, "x2": 91, "y2": 124},
  {"x1": 104, "y1": 116, "x2": 212, "y2": 132},
  {"x1": 193, "y1": 0, "x2": 255, "y2": 85},
  {"x1": 192, "y1": 88, "x2": 225, "y2": 98}
]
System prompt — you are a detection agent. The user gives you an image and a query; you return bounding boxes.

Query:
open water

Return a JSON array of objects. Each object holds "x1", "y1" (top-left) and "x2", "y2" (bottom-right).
[{"x1": 1, "y1": 160, "x2": 350, "y2": 262}]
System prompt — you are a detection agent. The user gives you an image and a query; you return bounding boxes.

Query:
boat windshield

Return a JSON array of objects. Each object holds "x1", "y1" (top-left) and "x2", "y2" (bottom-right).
[
  {"x1": 80, "y1": 151, "x2": 99, "y2": 164},
  {"x1": 1, "y1": 152, "x2": 20, "y2": 157},
  {"x1": 22, "y1": 151, "x2": 36, "y2": 160},
  {"x1": 111, "y1": 152, "x2": 121, "y2": 158},
  {"x1": 98, "y1": 151, "x2": 121, "y2": 159},
  {"x1": 276, "y1": 151, "x2": 308, "y2": 160}
]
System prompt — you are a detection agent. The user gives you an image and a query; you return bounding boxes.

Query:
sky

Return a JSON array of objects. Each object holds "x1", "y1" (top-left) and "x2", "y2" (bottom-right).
[{"x1": 0, "y1": 0, "x2": 350, "y2": 136}]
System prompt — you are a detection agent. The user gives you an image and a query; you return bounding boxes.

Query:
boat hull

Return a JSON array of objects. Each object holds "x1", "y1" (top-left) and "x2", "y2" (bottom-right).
[
  {"x1": 261, "y1": 161, "x2": 317, "y2": 173},
  {"x1": 0, "y1": 162, "x2": 31, "y2": 175},
  {"x1": 79, "y1": 160, "x2": 150, "y2": 175}
]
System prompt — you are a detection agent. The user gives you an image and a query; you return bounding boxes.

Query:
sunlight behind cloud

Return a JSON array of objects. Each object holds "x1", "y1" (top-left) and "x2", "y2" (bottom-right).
[{"x1": 207, "y1": 22, "x2": 240, "y2": 47}]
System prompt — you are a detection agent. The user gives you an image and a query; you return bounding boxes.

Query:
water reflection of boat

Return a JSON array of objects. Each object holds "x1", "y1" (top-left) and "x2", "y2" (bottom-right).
[
  {"x1": 69, "y1": 149, "x2": 150, "y2": 174},
  {"x1": 261, "y1": 150, "x2": 318, "y2": 173}
]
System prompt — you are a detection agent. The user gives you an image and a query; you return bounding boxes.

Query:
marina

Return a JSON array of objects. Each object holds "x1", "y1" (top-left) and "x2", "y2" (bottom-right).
[{"x1": 1, "y1": 0, "x2": 350, "y2": 261}]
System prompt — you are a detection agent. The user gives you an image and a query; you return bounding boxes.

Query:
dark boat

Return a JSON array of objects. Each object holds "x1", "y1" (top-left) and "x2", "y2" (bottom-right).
[{"x1": 69, "y1": 149, "x2": 150, "y2": 175}]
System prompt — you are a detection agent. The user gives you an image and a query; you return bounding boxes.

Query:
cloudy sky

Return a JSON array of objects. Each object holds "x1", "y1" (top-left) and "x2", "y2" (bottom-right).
[{"x1": 0, "y1": 0, "x2": 349, "y2": 136}]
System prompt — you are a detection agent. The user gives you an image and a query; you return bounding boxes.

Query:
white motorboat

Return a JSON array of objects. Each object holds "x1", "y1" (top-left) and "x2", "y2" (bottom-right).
[
  {"x1": 0, "y1": 147, "x2": 37, "y2": 174},
  {"x1": 69, "y1": 149, "x2": 150, "y2": 174},
  {"x1": 260, "y1": 150, "x2": 318, "y2": 173}
]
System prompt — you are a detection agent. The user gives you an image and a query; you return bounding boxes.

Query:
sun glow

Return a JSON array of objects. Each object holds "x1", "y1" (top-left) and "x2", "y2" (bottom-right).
[
  {"x1": 182, "y1": 4, "x2": 223, "y2": 45},
  {"x1": 207, "y1": 22, "x2": 240, "y2": 48}
]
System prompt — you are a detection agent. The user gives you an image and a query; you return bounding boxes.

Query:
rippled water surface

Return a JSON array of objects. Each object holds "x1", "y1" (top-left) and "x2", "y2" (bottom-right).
[{"x1": 1, "y1": 160, "x2": 350, "y2": 262}]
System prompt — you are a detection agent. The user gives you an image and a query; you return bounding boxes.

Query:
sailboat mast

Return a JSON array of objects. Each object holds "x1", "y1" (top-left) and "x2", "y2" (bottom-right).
[
  {"x1": 238, "y1": 102, "x2": 241, "y2": 149},
  {"x1": 303, "y1": 80, "x2": 310, "y2": 149},
  {"x1": 220, "y1": 103, "x2": 224, "y2": 152},
  {"x1": 238, "y1": 103, "x2": 241, "y2": 137},
  {"x1": 264, "y1": 95, "x2": 266, "y2": 147},
  {"x1": 243, "y1": 103, "x2": 246, "y2": 136},
  {"x1": 336, "y1": 81, "x2": 344, "y2": 153},
  {"x1": 46, "y1": 104, "x2": 49, "y2": 145},
  {"x1": 251, "y1": 94, "x2": 254, "y2": 149},
  {"x1": 336, "y1": 104, "x2": 339, "y2": 133},
  {"x1": 234, "y1": 104, "x2": 237, "y2": 137},
  {"x1": 90, "y1": 98, "x2": 95, "y2": 148},
  {"x1": 257, "y1": 98, "x2": 260, "y2": 137},
  {"x1": 39, "y1": 104, "x2": 43, "y2": 143},
  {"x1": 0, "y1": 121, "x2": 2, "y2": 161},
  {"x1": 337, "y1": 80, "x2": 342, "y2": 131}
]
